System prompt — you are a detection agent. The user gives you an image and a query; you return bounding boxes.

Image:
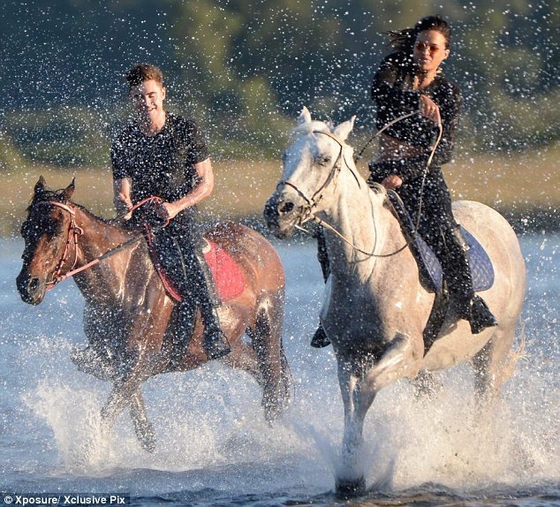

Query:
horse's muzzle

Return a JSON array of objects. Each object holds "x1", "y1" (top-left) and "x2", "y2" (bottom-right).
[
  {"x1": 263, "y1": 194, "x2": 301, "y2": 239},
  {"x1": 16, "y1": 270, "x2": 45, "y2": 305}
]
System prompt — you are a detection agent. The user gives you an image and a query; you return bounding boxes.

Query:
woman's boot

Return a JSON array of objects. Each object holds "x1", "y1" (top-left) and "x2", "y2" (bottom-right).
[{"x1": 445, "y1": 227, "x2": 498, "y2": 334}]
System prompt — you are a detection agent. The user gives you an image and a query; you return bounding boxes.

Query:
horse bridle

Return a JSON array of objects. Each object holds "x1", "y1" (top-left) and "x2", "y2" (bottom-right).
[
  {"x1": 277, "y1": 130, "x2": 411, "y2": 258},
  {"x1": 277, "y1": 130, "x2": 360, "y2": 227},
  {"x1": 34, "y1": 200, "x2": 144, "y2": 289},
  {"x1": 34, "y1": 200, "x2": 84, "y2": 288}
]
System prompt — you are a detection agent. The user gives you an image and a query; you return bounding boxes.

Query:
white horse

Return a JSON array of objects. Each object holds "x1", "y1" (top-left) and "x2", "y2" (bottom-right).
[{"x1": 263, "y1": 107, "x2": 526, "y2": 496}]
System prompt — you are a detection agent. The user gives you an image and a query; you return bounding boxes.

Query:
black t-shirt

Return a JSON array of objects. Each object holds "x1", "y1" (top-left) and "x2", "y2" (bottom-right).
[{"x1": 111, "y1": 112, "x2": 210, "y2": 204}]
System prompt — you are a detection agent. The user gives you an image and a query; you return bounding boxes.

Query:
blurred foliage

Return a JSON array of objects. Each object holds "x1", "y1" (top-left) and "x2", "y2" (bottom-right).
[{"x1": 0, "y1": 0, "x2": 558, "y2": 169}]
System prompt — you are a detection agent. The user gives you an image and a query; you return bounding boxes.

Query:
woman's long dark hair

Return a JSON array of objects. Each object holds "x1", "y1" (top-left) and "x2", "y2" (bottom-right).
[{"x1": 385, "y1": 14, "x2": 452, "y2": 54}]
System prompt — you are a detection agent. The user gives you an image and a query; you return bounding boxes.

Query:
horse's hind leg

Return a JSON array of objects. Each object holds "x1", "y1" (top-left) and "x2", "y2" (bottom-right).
[
  {"x1": 252, "y1": 294, "x2": 289, "y2": 423},
  {"x1": 472, "y1": 326, "x2": 515, "y2": 407}
]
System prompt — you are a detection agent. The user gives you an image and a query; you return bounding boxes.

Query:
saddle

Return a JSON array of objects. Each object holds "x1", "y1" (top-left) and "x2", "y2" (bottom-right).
[
  {"x1": 386, "y1": 190, "x2": 494, "y2": 293},
  {"x1": 385, "y1": 191, "x2": 495, "y2": 351},
  {"x1": 149, "y1": 236, "x2": 246, "y2": 303}
]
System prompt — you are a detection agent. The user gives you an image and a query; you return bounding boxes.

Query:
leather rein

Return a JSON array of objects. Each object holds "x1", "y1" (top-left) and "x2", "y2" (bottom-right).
[
  {"x1": 35, "y1": 200, "x2": 148, "y2": 290},
  {"x1": 278, "y1": 130, "x2": 407, "y2": 258}
]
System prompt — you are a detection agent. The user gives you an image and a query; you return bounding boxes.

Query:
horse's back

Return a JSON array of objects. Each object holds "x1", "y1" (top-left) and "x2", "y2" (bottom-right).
[
  {"x1": 205, "y1": 221, "x2": 285, "y2": 292},
  {"x1": 453, "y1": 200, "x2": 526, "y2": 293},
  {"x1": 423, "y1": 200, "x2": 526, "y2": 370}
]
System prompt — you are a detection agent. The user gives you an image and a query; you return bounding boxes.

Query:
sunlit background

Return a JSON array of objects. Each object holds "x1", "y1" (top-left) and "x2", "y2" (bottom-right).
[
  {"x1": 1, "y1": 2, "x2": 559, "y2": 506},
  {"x1": 0, "y1": 0, "x2": 557, "y2": 233}
]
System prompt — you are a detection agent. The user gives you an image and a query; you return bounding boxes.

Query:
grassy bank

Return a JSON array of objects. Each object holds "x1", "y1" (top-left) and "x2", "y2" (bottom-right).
[{"x1": 2, "y1": 144, "x2": 558, "y2": 239}]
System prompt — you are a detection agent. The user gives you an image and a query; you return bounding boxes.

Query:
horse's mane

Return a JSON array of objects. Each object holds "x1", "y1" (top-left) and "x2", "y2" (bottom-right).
[
  {"x1": 29, "y1": 186, "x2": 112, "y2": 225},
  {"x1": 290, "y1": 119, "x2": 332, "y2": 139}
]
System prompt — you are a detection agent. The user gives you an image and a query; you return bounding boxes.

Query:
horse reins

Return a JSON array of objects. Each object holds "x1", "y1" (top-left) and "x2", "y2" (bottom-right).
[
  {"x1": 285, "y1": 114, "x2": 443, "y2": 259},
  {"x1": 36, "y1": 198, "x2": 159, "y2": 289}
]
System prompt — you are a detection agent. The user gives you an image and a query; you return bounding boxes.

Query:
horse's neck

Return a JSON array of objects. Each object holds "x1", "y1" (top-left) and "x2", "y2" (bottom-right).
[
  {"x1": 73, "y1": 209, "x2": 137, "y2": 297},
  {"x1": 320, "y1": 173, "x2": 405, "y2": 275},
  {"x1": 76, "y1": 209, "x2": 127, "y2": 260}
]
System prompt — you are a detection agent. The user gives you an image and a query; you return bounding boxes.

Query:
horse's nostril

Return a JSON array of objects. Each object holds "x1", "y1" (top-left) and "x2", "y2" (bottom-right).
[
  {"x1": 29, "y1": 277, "x2": 39, "y2": 293},
  {"x1": 279, "y1": 202, "x2": 294, "y2": 214}
]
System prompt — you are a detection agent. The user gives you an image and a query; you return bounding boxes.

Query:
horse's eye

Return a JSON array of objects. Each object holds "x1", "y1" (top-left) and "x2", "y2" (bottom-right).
[{"x1": 315, "y1": 155, "x2": 331, "y2": 167}]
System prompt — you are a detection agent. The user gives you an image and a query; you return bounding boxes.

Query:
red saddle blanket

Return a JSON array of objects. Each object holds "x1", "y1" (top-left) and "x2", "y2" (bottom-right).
[
  {"x1": 149, "y1": 238, "x2": 246, "y2": 303},
  {"x1": 203, "y1": 240, "x2": 246, "y2": 301}
]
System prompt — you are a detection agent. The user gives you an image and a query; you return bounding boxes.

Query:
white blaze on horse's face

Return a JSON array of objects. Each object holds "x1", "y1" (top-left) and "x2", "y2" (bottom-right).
[{"x1": 264, "y1": 107, "x2": 355, "y2": 238}]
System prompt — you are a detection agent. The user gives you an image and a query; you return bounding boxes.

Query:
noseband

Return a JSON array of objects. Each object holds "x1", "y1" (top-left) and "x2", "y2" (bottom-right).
[{"x1": 277, "y1": 130, "x2": 349, "y2": 226}]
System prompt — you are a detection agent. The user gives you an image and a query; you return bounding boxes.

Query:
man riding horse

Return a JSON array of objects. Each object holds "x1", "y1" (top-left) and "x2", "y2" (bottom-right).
[{"x1": 111, "y1": 63, "x2": 231, "y2": 361}]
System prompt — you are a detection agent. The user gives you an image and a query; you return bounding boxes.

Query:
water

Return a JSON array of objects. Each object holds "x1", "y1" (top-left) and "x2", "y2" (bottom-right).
[{"x1": 1, "y1": 234, "x2": 558, "y2": 507}]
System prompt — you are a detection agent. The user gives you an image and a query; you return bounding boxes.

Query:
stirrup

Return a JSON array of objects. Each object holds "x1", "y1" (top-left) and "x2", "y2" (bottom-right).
[
  {"x1": 310, "y1": 325, "x2": 331, "y2": 348},
  {"x1": 202, "y1": 326, "x2": 232, "y2": 360}
]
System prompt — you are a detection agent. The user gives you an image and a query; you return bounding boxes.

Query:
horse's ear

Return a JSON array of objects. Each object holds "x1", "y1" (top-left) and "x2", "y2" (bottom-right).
[
  {"x1": 34, "y1": 176, "x2": 47, "y2": 198},
  {"x1": 62, "y1": 178, "x2": 76, "y2": 201},
  {"x1": 332, "y1": 115, "x2": 356, "y2": 142},
  {"x1": 298, "y1": 106, "x2": 312, "y2": 125}
]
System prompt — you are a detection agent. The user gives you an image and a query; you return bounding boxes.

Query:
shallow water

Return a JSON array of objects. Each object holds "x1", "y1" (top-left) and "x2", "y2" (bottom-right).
[{"x1": 0, "y1": 234, "x2": 558, "y2": 506}]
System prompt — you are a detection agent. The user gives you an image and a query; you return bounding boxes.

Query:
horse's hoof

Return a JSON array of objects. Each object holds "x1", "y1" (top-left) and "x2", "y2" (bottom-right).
[{"x1": 335, "y1": 477, "x2": 366, "y2": 499}]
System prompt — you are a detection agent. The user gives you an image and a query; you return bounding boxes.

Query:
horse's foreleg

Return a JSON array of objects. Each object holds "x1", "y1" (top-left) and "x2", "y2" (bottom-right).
[
  {"x1": 335, "y1": 332, "x2": 422, "y2": 497},
  {"x1": 101, "y1": 379, "x2": 140, "y2": 425},
  {"x1": 100, "y1": 350, "x2": 157, "y2": 450},
  {"x1": 101, "y1": 379, "x2": 156, "y2": 452},
  {"x1": 335, "y1": 360, "x2": 369, "y2": 498},
  {"x1": 361, "y1": 332, "x2": 422, "y2": 393},
  {"x1": 129, "y1": 389, "x2": 156, "y2": 453}
]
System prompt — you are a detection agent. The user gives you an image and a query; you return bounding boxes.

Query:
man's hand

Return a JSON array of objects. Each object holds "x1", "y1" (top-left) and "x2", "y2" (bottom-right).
[{"x1": 137, "y1": 198, "x2": 170, "y2": 228}]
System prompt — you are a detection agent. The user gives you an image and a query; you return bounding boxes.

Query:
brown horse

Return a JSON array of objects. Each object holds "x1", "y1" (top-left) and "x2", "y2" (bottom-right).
[{"x1": 16, "y1": 177, "x2": 290, "y2": 452}]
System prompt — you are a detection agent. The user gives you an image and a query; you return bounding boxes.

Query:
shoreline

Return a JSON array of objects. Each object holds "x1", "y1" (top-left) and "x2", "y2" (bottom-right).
[{"x1": 2, "y1": 148, "x2": 558, "y2": 238}]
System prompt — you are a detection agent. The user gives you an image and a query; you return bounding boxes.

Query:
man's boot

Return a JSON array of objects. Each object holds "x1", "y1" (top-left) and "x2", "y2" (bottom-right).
[
  {"x1": 194, "y1": 250, "x2": 231, "y2": 360},
  {"x1": 166, "y1": 300, "x2": 196, "y2": 368}
]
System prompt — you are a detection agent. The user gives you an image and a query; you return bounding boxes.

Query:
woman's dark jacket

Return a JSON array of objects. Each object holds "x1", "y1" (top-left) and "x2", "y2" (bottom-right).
[{"x1": 370, "y1": 52, "x2": 462, "y2": 183}]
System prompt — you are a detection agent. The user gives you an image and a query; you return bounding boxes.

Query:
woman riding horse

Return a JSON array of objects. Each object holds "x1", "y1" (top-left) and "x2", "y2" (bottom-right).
[
  {"x1": 312, "y1": 15, "x2": 496, "y2": 348},
  {"x1": 110, "y1": 63, "x2": 230, "y2": 361}
]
